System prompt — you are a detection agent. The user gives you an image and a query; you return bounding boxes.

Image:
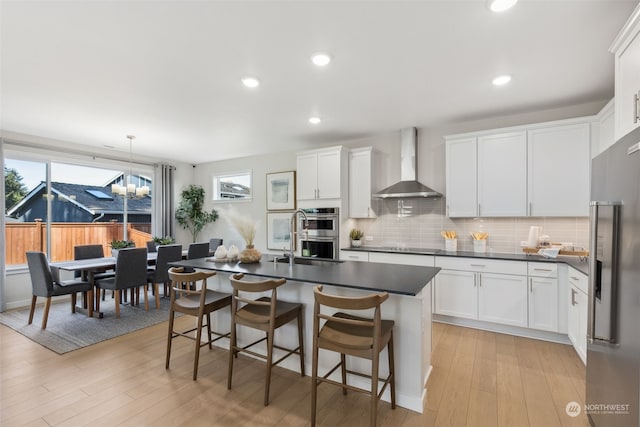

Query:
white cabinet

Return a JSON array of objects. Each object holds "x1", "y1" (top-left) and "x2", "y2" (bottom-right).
[
  {"x1": 596, "y1": 99, "x2": 616, "y2": 157},
  {"x1": 611, "y1": 4, "x2": 640, "y2": 140},
  {"x1": 434, "y1": 269, "x2": 477, "y2": 319},
  {"x1": 445, "y1": 118, "x2": 593, "y2": 217},
  {"x1": 348, "y1": 147, "x2": 374, "y2": 218},
  {"x1": 527, "y1": 262, "x2": 559, "y2": 332},
  {"x1": 369, "y1": 252, "x2": 434, "y2": 266},
  {"x1": 567, "y1": 267, "x2": 588, "y2": 364},
  {"x1": 296, "y1": 146, "x2": 346, "y2": 200},
  {"x1": 477, "y1": 131, "x2": 528, "y2": 217},
  {"x1": 445, "y1": 137, "x2": 477, "y2": 217},
  {"x1": 434, "y1": 257, "x2": 528, "y2": 327},
  {"x1": 339, "y1": 250, "x2": 369, "y2": 262},
  {"x1": 478, "y1": 273, "x2": 528, "y2": 327}
]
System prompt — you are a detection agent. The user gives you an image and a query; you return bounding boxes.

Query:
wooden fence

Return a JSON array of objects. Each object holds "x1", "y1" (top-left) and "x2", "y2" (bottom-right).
[{"x1": 5, "y1": 221, "x2": 152, "y2": 265}]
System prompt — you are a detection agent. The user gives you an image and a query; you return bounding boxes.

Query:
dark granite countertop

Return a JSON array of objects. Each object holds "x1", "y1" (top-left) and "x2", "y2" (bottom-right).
[
  {"x1": 342, "y1": 246, "x2": 589, "y2": 275},
  {"x1": 170, "y1": 256, "x2": 440, "y2": 296}
]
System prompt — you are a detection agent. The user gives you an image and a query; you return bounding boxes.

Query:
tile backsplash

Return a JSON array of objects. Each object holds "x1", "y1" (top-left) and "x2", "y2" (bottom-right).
[{"x1": 350, "y1": 198, "x2": 589, "y2": 254}]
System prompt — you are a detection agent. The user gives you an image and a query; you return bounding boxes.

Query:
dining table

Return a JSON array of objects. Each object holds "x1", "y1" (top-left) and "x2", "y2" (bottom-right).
[{"x1": 51, "y1": 250, "x2": 188, "y2": 318}]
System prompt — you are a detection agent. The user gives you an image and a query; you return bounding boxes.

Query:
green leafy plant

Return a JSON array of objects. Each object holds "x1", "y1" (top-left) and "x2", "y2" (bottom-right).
[
  {"x1": 349, "y1": 228, "x2": 364, "y2": 240},
  {"x1": 175, "y1": 184, "x2": 218, "y2": 243},
  {"x1": 153, "y1": 236, "x2": 175, "y2": 245},
  {"x1": 110, "y1": 239, "x2": 135, "y2": 249}
]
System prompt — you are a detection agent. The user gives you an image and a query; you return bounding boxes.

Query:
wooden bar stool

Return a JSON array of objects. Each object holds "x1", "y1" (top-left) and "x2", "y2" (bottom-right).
[
  {"x1": 311, "y1": 285, "x2": 396, "y2": 427},
  {"x1": 227, "y1": 273, "x2": 305, "y2": 406},
  {"x1": 166, "y1": 267, "x2": 231, "y2": 380}
]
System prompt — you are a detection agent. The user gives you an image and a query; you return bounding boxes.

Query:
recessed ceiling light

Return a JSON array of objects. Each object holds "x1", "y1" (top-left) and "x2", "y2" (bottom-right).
[
  {"x1": 492, "y1": 75, "x2": 512, "y2": 86},
  {"x1": 309, "y1": 117, "x2": 321, "y2": 125},
  {"x1": 311, "y1": 53, "x2": 331, "y2": 66},
  {"x1": 487, "y1": 0, "x2": 518, "y2": 12},
  {"x1": 241, "y1": 77, "x2": 260, "y2": 88}
]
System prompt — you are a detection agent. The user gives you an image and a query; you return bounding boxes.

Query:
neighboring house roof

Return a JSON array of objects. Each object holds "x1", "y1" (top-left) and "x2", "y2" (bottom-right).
[{"x1": 6, "y1": 181, "x2": 152, "y2": 218}]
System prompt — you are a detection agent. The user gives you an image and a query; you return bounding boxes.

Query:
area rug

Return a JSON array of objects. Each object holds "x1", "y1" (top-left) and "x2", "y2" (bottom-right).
[{"x1": 0, "y1": 295, "x2": 173, "y2": 354}]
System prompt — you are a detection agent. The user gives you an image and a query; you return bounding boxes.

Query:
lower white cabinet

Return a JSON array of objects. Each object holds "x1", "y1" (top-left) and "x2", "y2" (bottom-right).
[
  {"x1": 434, "y1": 270, "x2": 477, "y2": 319},
  {"x1": 339, "y1": 250, "x2": 369, "y2": 262},
  {"x1": 528, "y1": 276, "x2": 559, "y2": 332},
  {"x1": 568, "y1": 267, "x2": 588, "y2": 364},
  {"x1": 478, "y1": 273, "x2": 528, "y2": 327}
]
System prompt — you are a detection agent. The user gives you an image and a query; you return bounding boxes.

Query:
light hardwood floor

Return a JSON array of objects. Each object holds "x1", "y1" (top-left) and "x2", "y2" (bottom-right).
[{"x1": 0, "y1": 316, "x2": 590, "y2": 426}]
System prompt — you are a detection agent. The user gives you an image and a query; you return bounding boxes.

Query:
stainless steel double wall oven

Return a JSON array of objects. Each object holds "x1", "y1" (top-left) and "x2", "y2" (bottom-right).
[{"x1": 298, "y1": 207, "x2": 339, "y2": 260}]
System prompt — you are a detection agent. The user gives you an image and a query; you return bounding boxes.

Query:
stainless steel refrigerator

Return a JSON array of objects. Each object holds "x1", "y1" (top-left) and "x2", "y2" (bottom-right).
[{"x1": 588, "y1": 125, "x2": 640, "y2": 427}]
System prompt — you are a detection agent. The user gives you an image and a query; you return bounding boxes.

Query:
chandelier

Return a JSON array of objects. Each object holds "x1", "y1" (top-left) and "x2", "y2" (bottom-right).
[{"x1": 111, "y1": 135, "x2": 150, "y2": 198}]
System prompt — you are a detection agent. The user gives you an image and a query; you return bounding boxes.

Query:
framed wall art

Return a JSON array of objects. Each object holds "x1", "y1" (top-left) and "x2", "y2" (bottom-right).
[
  {"x1": 267, "y1": 212, "x2": 294, "y2": 251},
  {"x1": 266, "y1": 171, "x2": 295, "y2": 211}
]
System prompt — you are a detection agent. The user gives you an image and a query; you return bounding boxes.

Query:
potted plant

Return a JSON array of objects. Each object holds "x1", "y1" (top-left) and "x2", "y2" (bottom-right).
[
  {"x1": 350, "y1": 228, "x2": 364, "y2": 248},
  {"x1": 153, "y1": 236, "x2": 175, "y2": 246},
  {"x1": 109, "y1": 239, "x2": 135, "y2": 258},
  {"x1": 175, "y1": 184, "x2": 218, "y2": 243}
]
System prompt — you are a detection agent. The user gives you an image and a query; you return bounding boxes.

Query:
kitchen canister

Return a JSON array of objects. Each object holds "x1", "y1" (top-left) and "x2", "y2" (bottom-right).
[
  {"x1": 445, "y1": 238, "x2": 458, "y2": 252},
  {"x1": 473, "y1": 239, "x2": 487, "y2": 253}
]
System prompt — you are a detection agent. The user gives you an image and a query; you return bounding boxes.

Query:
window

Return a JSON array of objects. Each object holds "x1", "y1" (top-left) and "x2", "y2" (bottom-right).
[
  {"x1": 4, "y1": 153, "x2": 154, "y2": 267},
  {"x1": 212, "y1": 171, "x2": 252, "y2": 201}
]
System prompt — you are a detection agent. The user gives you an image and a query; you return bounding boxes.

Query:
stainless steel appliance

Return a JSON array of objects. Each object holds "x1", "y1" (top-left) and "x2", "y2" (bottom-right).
[
  {"x1": 299, "y1": 207, "x2": 339, "y2": 259},
  {"x1": 587, "y1": 125, "x2": 640, "y2": 427}
]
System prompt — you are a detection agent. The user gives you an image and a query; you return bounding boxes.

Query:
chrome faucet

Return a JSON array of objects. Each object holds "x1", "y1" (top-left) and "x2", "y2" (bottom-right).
[{"x1": 289, "y1": 209, "x2": 309, "y2": 261}]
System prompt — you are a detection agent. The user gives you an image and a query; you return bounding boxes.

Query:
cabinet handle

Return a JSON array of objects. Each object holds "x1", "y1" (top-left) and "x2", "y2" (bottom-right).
[
  {"x1": 571, "y1": 288, "x2": 577, "y2": 306},
  {"x1": 569, "y1": 276, "x2": 580, "y2": 281},
  {"x1": 529, "y1": 278, "x2": 533, "y2": 293},
  {"x1": 528, "y1": 202, "x2": 532, "y2": 216},
  {"x1": 534, "y1": 268, "x2": 553, "y2": 272},
  {"x1": 478, "y1": 203, "x2": 481, "y2": 216},
  {"x1": 446, "y1": 204, "x2": 449, "y2": 216},
  {"x1": 470, "y1": 264, "x2": 486, "y2": 267},
  {"x1": 479, "y1": 275, "x2": 482, "y2": 287},
  {"x1": 474, "y1": 274, "x2": 477, "y2": 287},
  {"x1": 635, "y1": 92, "x2": 640, "y2": 124}
]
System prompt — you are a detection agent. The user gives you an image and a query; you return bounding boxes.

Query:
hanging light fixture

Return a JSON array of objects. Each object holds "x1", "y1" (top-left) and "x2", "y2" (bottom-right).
[{"x1": 111, "y1": 135, "x2": 150, "y2": 198}]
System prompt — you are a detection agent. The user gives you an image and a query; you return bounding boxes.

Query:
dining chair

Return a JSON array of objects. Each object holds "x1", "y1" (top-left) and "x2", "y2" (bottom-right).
[
  {"x1": 95, "y1": 248, "x2": 148, "y2": 318},
  {"x1": 227, "y1": 273, "x2": 305, "y2": 406},
  {"x1": 26, "y1": 251, "x2": 94, "y2": 329},
  {"x1": 187, "y1": 242, "x2": 210, "y2": 260},
  {"x1": 166, "y1": 267, "x2": 231, "y2": 380},
  {"x1": 146, "y1": 240, "x2": 157, "y2": 253},
  {"x1": 209, "y1": 238, "x2": 223, "y2": 252},
  {"x1": 310, "y1": 285, "x2": 395, "y2": 427},
  {"x1": 74, "y1": 244, "x2": 115, "y2": 302},
  {"x1": 147, "y1": 244, "x2": 183, "y2": 308}
]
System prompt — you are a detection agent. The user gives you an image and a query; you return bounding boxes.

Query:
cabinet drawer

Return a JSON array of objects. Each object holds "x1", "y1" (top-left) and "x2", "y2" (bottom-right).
[
  {"x1": 528, "y1": 262, "x2": 558, "y2": 278},
  {"x1": 435, "y1": 257, "x2": 527, "y2": 275},
  {"x1": 369, "y1": 252, "x2": 434, "y2": 266},
  {"x1": 340, "y1": 250, "x2": 369, "y2": 262},
  {"x1": 568, "y1": 266, "x2": 588, "y2": 294}
]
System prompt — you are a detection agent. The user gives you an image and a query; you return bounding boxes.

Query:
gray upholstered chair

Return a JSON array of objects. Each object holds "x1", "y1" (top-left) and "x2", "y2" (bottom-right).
[
  {"x1": 166, "y1": 267, "x2": 231, "y2": 380},
  {"x1": 146, "y1": 240, "x2": 157, "y2": 253},
  {"x1": 187, "y1": 242, "x2": 210, "y2": 260},
  {"x1": 227, "y1": 273, "x2": 305, "y2": 405},
  {"x1": 95, "y1": 248, "x2": 148, "y2": 318},
  {"x1": 26, "y1": 251, "x2": 94, "y2": 329},
  {"x1": 147, "y1": 244, "x2": 183, "y2": 308},
  {"x1": 74, "y1": 244, "x2": 115, "y2": 303},
  {"x1": 209, "y1": 238, "x2": 223, "y2": 252}
]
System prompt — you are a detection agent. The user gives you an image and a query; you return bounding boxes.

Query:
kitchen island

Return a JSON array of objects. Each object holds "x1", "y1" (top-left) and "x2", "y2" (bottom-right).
[{"x1": 171, "y1": 256, "x2": 440, "y2": 413}]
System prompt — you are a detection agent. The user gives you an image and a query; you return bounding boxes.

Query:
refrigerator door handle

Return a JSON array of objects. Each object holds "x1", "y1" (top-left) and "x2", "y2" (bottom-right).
[{"x1": 588, "y1": 201, "x2": 621, "y2": 345}]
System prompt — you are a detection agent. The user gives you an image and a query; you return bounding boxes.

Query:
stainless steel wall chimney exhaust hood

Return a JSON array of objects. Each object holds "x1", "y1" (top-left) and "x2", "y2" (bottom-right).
[{"x1": 374, "y1": 128, "x2": 442, "y2": 199}]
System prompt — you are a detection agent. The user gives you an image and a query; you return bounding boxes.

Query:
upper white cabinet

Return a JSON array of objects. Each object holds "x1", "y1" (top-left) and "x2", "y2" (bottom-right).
[
  {"x1": 527, "y1": 123, "x2": 590, "y2": 216},
  {"x1": 445, "y1": 137, "x2": 477, "y2": 217},
  {"x1": 445, "y1": 117, "x2": 593, "y2": 217},
  {"x1": 611, "y1": 4, "x2": 640, "y2": 140},
  {"x1": 348, "y1": 147, "x2": 374, "y2": 218},
  {"x1": 297, "y1": 146, "x2": 346, "y2": 201},
  {"x1": 478, "y1": 131, "x2": 527, "y2": 217}
]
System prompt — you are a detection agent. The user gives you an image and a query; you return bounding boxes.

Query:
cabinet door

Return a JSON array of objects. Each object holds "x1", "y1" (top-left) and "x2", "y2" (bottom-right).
[
  {"x1": 528, "y1": 123, "x2": 590, "y2": 216},
  {"x1": 434, "y1": 270, "x2": 477, "y2": 319},
  {"x1": 528, "y1": 277, "x2": 559, "y2": 332},
  {"x1": 478, "y1": 131, "x2": 527, "y2": 216},
  {"x1": 568, "y1": 285, "x2": 580, "y2": 347},
  {"x1": 317, "y1": 150, "x2": 341, "y2": 199},
  {"x1": 478, "y1": 273, "x2": 528, "y2": 327},
  {"x1": 615, "y1": 26, "x2": 640, "y2": 139},
  {"x1": 576, "y1": 288, "x2": 588, "y2": 364},
  {"x1": 297, "y1": 152, "x2": 318, "y2": 200},
  {"x1": 349, "y1": 148, "x2": 373, "y2": 218},
  {"x1": 445, "y1": 137, "x2": 477, "y2": 217}
]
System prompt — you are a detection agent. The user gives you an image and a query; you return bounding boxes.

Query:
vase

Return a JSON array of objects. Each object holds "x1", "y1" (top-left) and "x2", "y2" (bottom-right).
[
  {"x1": 351, "y1": 239, "x2": 362, "y2": 248},
  {"x1": 227, "y1": 244, "x2": 239, "y2": 260},
  {"x1": 239, "y1": 245, "x2": 262, "y2": 263}
]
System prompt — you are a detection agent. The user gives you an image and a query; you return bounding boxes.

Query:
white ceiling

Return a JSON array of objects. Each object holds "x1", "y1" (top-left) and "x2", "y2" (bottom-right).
[{"x1": 1, "y1": 0, "x2": 637, "y2": 164}]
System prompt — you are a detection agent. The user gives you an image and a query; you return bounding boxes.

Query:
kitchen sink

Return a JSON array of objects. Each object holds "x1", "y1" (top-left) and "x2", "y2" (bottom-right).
[{"x1": 271, "y1": 256, "x2": 344, "y2": 266}]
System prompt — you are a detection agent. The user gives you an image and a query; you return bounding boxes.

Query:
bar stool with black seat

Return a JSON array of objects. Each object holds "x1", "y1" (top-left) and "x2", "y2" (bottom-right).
[
  {"x1": 311, "y1": 285, "x2": 396, "y2": 427},
  {"x1": 166, "y1": 267, "x2": 232, "y2": 380},
  {"x1": 227, "y1": 273, "x2": 305, "y2": 406}
]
